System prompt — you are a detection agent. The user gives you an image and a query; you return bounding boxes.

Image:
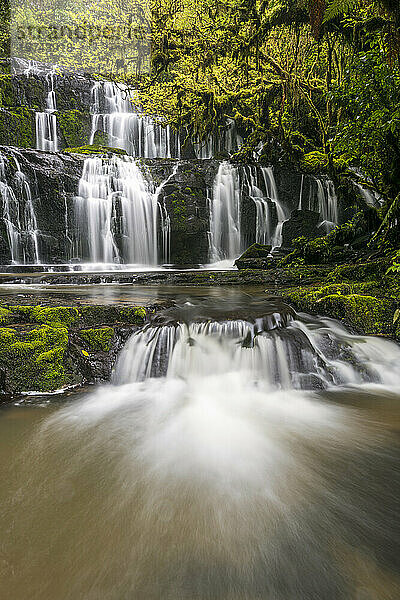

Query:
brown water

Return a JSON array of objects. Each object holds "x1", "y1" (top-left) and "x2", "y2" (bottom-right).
[{"x1": 0, "y1": 291, "x2": 399, "y2": 599}]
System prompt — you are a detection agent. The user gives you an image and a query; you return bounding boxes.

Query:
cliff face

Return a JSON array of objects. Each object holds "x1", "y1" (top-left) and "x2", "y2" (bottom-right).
[{"x1": 0, "y1": 145, "x2": 355, "y2": 267}]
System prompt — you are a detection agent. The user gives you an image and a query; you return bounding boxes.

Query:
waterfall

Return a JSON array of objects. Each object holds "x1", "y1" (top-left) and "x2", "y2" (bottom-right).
[
  {"x1": 35, "y1": 69, "x2": 59, "y2": 152},
  {"x1": 153, "y1": 163, "x2": 179, "y2": 264},
  {"x1": 89, "y1": 82, "x2": 178, "y2": 158},
  {"x1": 73, "y1": 156, "x2": 159, "y2": 265},
  {"x1": 261, "y1": 167, "x2": 289, "y2": 247},
  {"x1": 114, "y1": 313, "x2": 400, "y2": 389},
  {"x1": 355, "y1": 183, "x2": 384, "y2": 208},
  {"x1": 209, "y1": 161, "x2": 242, "y2": 262},
  {"x1": 0, "y1": 151, "x2": 40, "y2": 264},
  {"x1": 300, "y1": 176, "x2": 339, "y2": 232},
  {"x1": 194, "y1": 119, "x2": 243, "y2": 158},
  {"x1": 243, "y1": 165, "x2": 272, "y2": 246}
]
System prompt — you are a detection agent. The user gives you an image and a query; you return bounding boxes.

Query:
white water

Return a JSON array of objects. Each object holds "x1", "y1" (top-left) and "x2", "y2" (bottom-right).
[
  {"x1": 73, "y1": 156, "x2": 159, "y2": 265},
  {"x1": 90, "y1": 81, "x2": 178, "y2": 158},
  {"x1": 300, "y1": 175, "x2": 339, "y2": 231},
  {"x1": 0, "y1": 151, "x2": 40, "y2": 263},
  {"x1": 114, "y1": 312, "x2": 400, "y2": 390},
  {"x1": 194, "y1": 118, "x2": 243, "y2": 158},
  {"x1": 35, "y1": 69, "x2": 58, "y2": 152},
  {"x1": 209, "y1": 162, "x2": 242, "y2": 261}
]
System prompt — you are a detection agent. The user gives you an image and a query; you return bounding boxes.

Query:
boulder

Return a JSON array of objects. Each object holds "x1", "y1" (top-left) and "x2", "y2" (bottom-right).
[{"x1": 234, "y1": 243, "x2": 273, "y2": 270}]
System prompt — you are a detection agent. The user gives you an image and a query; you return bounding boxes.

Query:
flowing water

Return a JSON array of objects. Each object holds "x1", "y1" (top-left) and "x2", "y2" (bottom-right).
[
  {"x1": 35, "y1": 69, "x2": 59, "y2": 153},
  {"x1": 0, "y1": 151, "x2": 40, "y2": 264},
  {"x1": 209, "y1": 161, "x2": 242, "y2": 262},
  {"x1": 89, "y1": 81, "x2": 179, "y2": 159},
  {"x1": 73, "y1": 156, "x2": 160, "y2": 266},
  {"x1": 0, "y1": 290, "x2": 399, "y2": 599}
]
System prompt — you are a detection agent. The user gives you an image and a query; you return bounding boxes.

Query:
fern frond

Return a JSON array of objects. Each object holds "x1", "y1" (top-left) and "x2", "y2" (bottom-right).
[{"x1": 323, "y1": 0, "x2": 358, "y2": 23}]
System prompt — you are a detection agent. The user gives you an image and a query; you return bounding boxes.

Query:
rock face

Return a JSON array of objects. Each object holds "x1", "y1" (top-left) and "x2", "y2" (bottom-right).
[
  {"x1": 0, "y1": 146, "x2": 83, "y2": 264},
  {"x1": 149, "y1": 159, "x2": 219, "y2": 264},
  {"x1": 282, "y1": 209, "x2": 321, "y2": 247},
  {"x1": 235, "y1": 243, "x2": 274, "y2": 270},
  {"x1": 0, "y1": 147, "x2": 220, "y2": 266}
]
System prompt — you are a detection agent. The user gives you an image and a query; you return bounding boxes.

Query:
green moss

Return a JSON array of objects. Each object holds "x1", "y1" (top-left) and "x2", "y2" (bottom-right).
[
  {"x1": 327, "y1": 260, "x2": 390, "y2": 283},
  {"x1": 0, "y1": 307, "x2": 12, "y2": 325},
  {"x1": 79, "y1": 305, "x2": 146, "y2": 326},
  {"x1": 170, "y1": 192, "x2": 187, "y2": 226},
  {"x1": 302, "y1": 151, "x2": 329, "y2": 172},
  {"x1": 63, "y1": 144, "x2": 128, "y2": 155},
  {"x1": 0, "y1": 107, "x2": 35, "y2": 147},
  {"x1": 58, "y1": 109, "x2": 90, "y2": 147},
  {"x1": 79, "y1": 327, "x2": 115, "y2": 352},
  {"x1": 0, "y1": 325, "x2": 69, "y2": 392},
  {"x1": 281, "y1": 283, "x2": 395, "y2": 336},
  {"x1": 317, "y1": 294, "x2": 393, "y2": 335},
  {"x1": 11, "y1": 305, "x2": 79, "y2": 327}
]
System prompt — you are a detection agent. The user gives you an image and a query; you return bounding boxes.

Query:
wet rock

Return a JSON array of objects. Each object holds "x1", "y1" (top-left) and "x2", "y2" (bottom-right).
[
  {"x1": 235, "y1": 243, "x2": 274, "y2": 270},
  {"x1": 282, "y1": 209, "x2": 321, "y2": 247}
]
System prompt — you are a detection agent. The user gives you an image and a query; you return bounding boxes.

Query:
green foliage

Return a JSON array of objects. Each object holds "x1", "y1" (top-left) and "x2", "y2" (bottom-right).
[
  {"x1": 282, "y1": 212, "x2": 370, "y2": 265},
  {"x1": 324, "y1": 0, "x2": 358, "y2": 22}
]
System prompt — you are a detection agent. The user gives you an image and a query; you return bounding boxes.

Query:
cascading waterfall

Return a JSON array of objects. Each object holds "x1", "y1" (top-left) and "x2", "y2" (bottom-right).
[
  {"x1": 35, "y1": 69, "x2": 58, "y2": 152},
  {"x1": 300, "y1": 175, "x2": 339, "y2": 231},
  {"x1": 355, "y1": 182, "x2": 384, "y2": 207},
  {"x1": 0, "y1": 151, "x2": 40, "y2": 264},
  {"x1": 73, "y1": 156, "x2": 159, "y2": 265},
  {"x1": 194, "y1": 119, "x2": 243, "y2": 159},
  {"x1": 90, "y1": 81, "x2": 178, "y2": 159},
  {"x1": 243, "y1": 165, "x2": 273, "y2": 246},
  {"x1": 209, "y1": 161, "x2": 242, "y2": 262},
  {"x1": 153, "y1": 163, "x2": 179, "y2": 264},
  {"x1": 7, "y1": 302, "x2": 399, "y2": 599},
  {"x1": 114, "y1": 311, "x2": 400, "y2": 389},
  {"x1": 260, "y1": 166, "x2": 289, "y2": 247}
]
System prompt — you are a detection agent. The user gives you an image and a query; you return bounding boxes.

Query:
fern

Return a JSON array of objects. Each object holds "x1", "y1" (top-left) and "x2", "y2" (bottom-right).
[{"x1": 323, "y1": 0, "x2": 358, "y2": 22}]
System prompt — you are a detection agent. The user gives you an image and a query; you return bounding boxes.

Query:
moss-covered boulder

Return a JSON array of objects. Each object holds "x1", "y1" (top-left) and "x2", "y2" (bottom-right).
[
  {"x1": 0, "y1": 303, "x2": 148, "y2": 396},
  {"x1": 78, "y1": 327, "x2": 115, "y2": 352},
  {"x1": 281, "y1": 282, "x2": 396, "y2": 337},
  {"x1": 63, "y1": 144, "x2": 128, "y2": 156},
  {"x1": 235, "y1": 243, "x2": 274, "y2": 270},
  {"x1": 0, "y1": 325, "x2": 70, "y2": 393}
]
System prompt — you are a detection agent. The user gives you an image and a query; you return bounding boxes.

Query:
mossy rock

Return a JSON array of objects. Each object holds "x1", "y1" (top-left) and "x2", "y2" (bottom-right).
[
  {"x1": 317, "y1": 294, "x2": 394, "y2": 335},
  {"x1": 78, "y1": 327, "x2": 115, "y2": 352},
  {"x1": 0, "y1": 325, "x2": 69, "y2": 392},
  {"x1": 78, "y1": 305, "x2": 146, "y2": 326},
  {"x1": 0, "y1": 307, "x2": 12, "y2": 325},
  {"x1": 327, "y1": 260, "x2": 390, "y2": 283},
  {"x1": 235, "y1": 243, "x2": 274, "y2": 270},
  {"x1": 58, "y1": 109, "x2": 91, "y2": 148},
  {"x1": 0, "y1": 106, "x2": 35, "y2": 147},
  {"x1": 63, "y1": 144, "x2": 128, "y2": 155},
  {"x1": 282, "y1": 284, "x2": 395, "y2": 336},
  {"x1": 9, "y1": 305, "x2": 79, "y2": 327}
]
